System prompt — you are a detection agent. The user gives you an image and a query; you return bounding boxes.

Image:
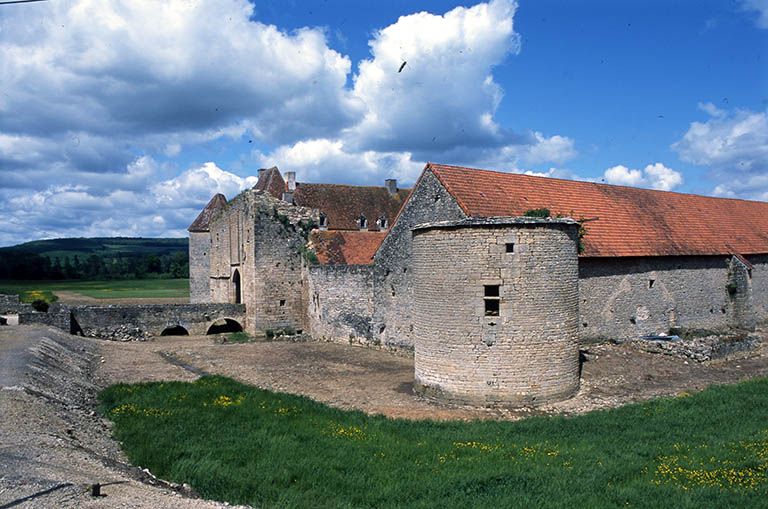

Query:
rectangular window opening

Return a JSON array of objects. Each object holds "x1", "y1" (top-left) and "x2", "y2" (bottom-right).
[
  {"x1": 649, "y1": 279, "x2": 655, "y2": 289},
  {"x1": 279, "y1": 299, "x2": 286, "y2": 307},
  {"x1": 483, "y1": 285, "x2": 500, "y2": 316},
  {"x1": 505, "y1": 243, "x2": 515, "y2": 253}
]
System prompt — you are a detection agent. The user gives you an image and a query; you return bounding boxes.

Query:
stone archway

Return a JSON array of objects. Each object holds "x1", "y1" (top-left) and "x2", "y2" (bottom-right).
[
  {"x1": 206, "y1": 318, "x2": 243, "y2": 335},
  {"x1": 160, "y1": 325, "x2": 190, "y2": 336}
]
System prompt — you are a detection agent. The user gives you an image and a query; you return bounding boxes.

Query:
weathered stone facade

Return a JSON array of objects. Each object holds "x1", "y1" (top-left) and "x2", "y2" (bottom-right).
[
  {"x1": 305, "y1": 264, "x2": 374, "y2": 344},
  {"x1": 578, "y1": 255, "x2": 765, "y2": 343},
  {"x1": 372, "y1": 170, "x2": 466, "y2": 348},
  {"x1": 412, "y1": 218, "x2": 581, "y2": 406}
]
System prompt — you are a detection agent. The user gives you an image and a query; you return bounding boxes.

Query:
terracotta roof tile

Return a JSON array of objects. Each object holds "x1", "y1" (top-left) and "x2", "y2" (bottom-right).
[
  {"x1": 188, "y1": 193, "x2": 227, "y2": 232},
  {"x1": 252, "y1": 167, "x2": 285, "y2": 199},
  {"x1": 294, "y1": 183, "x2": 410, "y2": 231},
  {"x1": 310, "y1": 230, "x2": 387, "y2": 265},
  {"x1": 429, "y1": 163, "x2": 768, "y2": 257}
]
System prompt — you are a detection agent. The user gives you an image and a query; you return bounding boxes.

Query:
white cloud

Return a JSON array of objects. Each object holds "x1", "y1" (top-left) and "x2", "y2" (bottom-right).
[
  {"x1": 740, "y1": 0, "x2": 768, "y2": 28},
  {"x1": 673, "y1": 106, "x2": 768, "y2": 199},
  {"x1": 603, "y1": 163, "x2": 683, "y2": 191},
  {"x1": 151, "y1": 162, "x2": 258, "y2": 208},
  {"x1": 346, "y1": 0, "x2": 521, "y2": 154}
]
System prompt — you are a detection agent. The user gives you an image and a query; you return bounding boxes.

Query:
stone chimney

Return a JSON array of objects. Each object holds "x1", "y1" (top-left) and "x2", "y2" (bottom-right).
[
  {"x1": 385, "y1": 178, "x2": 397, "y2": 195},
  {"x1": 286, "y1": 172, "x2": 296, "y2": 192}
]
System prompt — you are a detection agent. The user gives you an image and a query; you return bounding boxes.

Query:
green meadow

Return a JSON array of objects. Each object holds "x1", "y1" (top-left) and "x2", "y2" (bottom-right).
[
  {"x1": 0, "y1": 278, "x2": 189, "y2": 302},
  {"x1": 100, "y1": 375, "x2": 768, "y2": 508}
]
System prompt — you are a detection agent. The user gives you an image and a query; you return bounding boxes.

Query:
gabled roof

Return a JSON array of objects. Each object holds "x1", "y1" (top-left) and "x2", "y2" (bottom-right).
[
  {"x1": 252, "y1": 166, "x2": 286, "y2": 199},
  {"x1": 309, "y1": 230, "x2": 387, "y2": 265},
  {"x1": 294, "y1": 183, "x2": 410, "y2": 231},
  {"x1": 188, "y1": 193, "x2": 227, "y2": 232},
  {"x1": 428, "y1": 163, "x2": 768, "y2": 258}
]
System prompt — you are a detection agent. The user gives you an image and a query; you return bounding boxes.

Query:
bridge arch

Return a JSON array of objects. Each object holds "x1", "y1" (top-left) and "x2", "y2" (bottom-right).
[
  {"x1": 206, "y1": 318, "x2": 243, "y2": 335},
  {"x1": 160, "y1": 325, "x2": 190, "y2": 336}
]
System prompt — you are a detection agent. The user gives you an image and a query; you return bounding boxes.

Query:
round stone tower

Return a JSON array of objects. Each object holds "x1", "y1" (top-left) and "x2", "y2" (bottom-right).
[{"x1": 411, "y1": 217, "x2": 581, "y2": 407}]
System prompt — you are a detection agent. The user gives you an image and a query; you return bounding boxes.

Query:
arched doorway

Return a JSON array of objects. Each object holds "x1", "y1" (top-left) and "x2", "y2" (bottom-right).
[
  {"x1": 232, "y1": 269, "x2": 242, "y2": 304},
  {"x1": 206, "y1": 318, "x2": 244, "y2": 335}
]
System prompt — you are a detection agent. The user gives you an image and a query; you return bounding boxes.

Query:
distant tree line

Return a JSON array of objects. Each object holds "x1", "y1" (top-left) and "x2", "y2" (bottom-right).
[{"x1": 0, "y1": 251, "x2": 189, "y2": 280}]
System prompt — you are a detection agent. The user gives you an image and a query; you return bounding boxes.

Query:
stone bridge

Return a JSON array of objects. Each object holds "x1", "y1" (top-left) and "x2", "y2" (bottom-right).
[{"x1": 19, "y1": 303, "x2": 246, "y2": 340}]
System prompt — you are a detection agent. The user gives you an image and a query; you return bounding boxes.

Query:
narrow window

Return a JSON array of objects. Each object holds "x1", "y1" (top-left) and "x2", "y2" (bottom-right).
[
  {"x1": 319, "y1": 212, "x2": 327, "y2": 228},
  {"x1": 279, "y1": 299, "x2": 286, "y2": 307},
  {"x1": 484, "y1": 285, "x2": 500, "y2": 316},
  {"x1": 505, "y1": 243, "x2": 515, "y2": 253},
  {"x1": 649, "y1": 279, "x2": 655, "y2": 289},
  {"x1": 358, "y1": 214, "x2": 368, "y2": 230}
]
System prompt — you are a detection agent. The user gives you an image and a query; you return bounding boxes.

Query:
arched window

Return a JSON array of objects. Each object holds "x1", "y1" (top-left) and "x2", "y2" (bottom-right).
[
  {"x1": 358, "y1": 214, "x2": 368, "y2": 230},
  {"x1": 232, "y1": 269, "x2": 242, "y2": 304},
  {"x1": 319, "y1": 212, "x2": 328, "y2": 229},
  {"x1": 377, "y1": 215, "x2": 388, "y2": 230}
]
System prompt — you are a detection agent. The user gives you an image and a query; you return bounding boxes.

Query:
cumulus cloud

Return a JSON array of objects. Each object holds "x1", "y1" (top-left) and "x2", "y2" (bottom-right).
[
  {"x1": 603, "y1": 163, "x2": 683, "y2": 191},
  {"x1": 0, "y1": 0, "x2": 578, "y2": 245},
  {"x1": 740, "y1": 0, "x2": 768, "y2": 28},
  {"x1": 673, "y1": 106, "x2": 768, "y2": 199}
]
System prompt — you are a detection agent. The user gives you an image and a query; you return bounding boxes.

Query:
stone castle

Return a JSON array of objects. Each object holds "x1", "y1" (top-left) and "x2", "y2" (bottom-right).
[{"x1": 189, "y1": 163, "x2": 768, "y2": 406}]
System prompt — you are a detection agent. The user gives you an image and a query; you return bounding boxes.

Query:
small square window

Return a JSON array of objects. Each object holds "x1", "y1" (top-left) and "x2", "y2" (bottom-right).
[
  {"x1": 279, "y1": 299, "x2": 286, "y2": 307},
  {"x1": 484, "y1": 285, "x2": 500, "y2": 297},
  {"x1": 484, "y1": 299, "x2": 500, "y2": 316},
  {"x1": 505, "y1": 243, "x2": 515, "y2": 253}
]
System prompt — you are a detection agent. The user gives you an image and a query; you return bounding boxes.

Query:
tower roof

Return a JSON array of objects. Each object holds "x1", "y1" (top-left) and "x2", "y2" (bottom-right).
[{"x1": 187, "y1": 193, "x2": 227, "y2": 232}]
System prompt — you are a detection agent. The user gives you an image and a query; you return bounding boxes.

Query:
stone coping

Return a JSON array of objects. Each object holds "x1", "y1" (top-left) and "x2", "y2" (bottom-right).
[{"x1": 412, "y1": 216, "x2": 579, "y2": 233}]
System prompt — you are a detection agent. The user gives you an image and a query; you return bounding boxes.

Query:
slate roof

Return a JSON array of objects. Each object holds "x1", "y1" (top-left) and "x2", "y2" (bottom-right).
[
  {"x1": 252, "y1": 166, "x2": 286, "y2": 199},
  {"x1": 188, "y1": 193, "x2": 227, "y2": 232},
  {"x1": 310, "y1": 230, "x2": 387, "y2": 265},
  {"x1": 293, "y1": 183, "x2": 410, "y2": 231},
  {"x1": 428, "y1": 163, "x2": 768, "y2": 258}
]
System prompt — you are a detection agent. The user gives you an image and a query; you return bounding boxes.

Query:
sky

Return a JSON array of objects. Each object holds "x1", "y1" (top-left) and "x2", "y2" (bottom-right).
[{"x1": 0, "y1": 0, "x2": 766, "y2": 246}]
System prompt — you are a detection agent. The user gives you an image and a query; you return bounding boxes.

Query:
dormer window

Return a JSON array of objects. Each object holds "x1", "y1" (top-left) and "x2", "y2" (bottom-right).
[
  {"x1": 376, "y1": 215, "x2": 389, "y2": 230},
  {"x1": 319, "y1": 212, "x2": 328, "y2": 230},
  {"x1": 358, "y1": 214, "x2": 368, "y2": 230}
]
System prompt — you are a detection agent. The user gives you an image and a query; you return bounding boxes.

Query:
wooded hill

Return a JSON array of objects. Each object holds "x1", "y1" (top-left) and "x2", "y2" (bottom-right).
[{"x1": 0, "y1": 237, "x2": 189, "y2": 280}]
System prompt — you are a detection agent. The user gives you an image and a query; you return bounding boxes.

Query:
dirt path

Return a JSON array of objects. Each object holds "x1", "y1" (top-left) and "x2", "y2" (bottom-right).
[{"x1": 96, "y1": 332, "x2": 768, "y2": 421}]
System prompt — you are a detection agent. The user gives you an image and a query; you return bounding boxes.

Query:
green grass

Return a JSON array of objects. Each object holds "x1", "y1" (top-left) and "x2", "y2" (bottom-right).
[
  {"x1": 100, "y1": 376, "x2": 768, "y2": 508},
  {"x1": 0, "y1": 279, "x2": 189, "y2": 300}
]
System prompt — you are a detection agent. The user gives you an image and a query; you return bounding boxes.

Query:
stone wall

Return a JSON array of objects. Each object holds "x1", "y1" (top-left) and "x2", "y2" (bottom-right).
[
  {"x1": 188, "y1": 231, "x2": 211, "y2": 303},
  {"x1": 306, "y1": 264, "x2": 374, "y2": 344},
  {"x1": 412, "y1": 219, "x2": 581, "y2": 407},
  {"x1": 578, "y1": 255, "x2": 767, "y2": 342},
  {"x1": 69, "y1": 303, "x2": 245, "y2": 339},
  {"x1": 749, "y1": 255, "x2": 768, "y2": 320},
  {"x1": 0, "y1": 294, "x2": 31, "y2": 314},
  {"x1": 372, "y1": 170, "x2": 466, "y2": 348}
]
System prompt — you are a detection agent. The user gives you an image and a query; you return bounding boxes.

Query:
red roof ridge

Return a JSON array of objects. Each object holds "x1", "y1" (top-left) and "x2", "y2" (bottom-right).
[{"x1": 428, "y1": 162, "x2": 768, "y2": 206}]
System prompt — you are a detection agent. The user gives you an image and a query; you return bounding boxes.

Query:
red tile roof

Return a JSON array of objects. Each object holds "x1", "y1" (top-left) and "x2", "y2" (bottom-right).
[
  {"x1": 252, "y1": 167, "x2": 286, "y2": 199},
  {"x1": 188, "y1": 193, "x2": 227, "y2": 232},
  {"x1": 294, "y1": 183, "x2": 410, "y2": 231},
  {"x1": 309, "y1": 230, "x2": 387, "y2": 265},
  {"x1": 429, "y1": 163, "x2": 768, "y2": 257}
]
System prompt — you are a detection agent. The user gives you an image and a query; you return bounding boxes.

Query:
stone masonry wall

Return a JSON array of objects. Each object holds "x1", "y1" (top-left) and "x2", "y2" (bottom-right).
[
  {"x1": 412, "y1": 220, "x2": 581, "y2": 407},
  {"x1": 578, "y1": 255, "x2": 767, "y2": 342},
  {"x1": 372, "y1": 169, "x2": 466, "y2": 348},
  {"x1": 305, "y1": 264, "x2": 374, "y2": 344},
  {"x1": 0, "y1": 294, "x2": 31, "y2": 314},
  {"x1": 749, "y1": 255, "x2": 768, "y2": 320},
  {"x1": 189, "y1": 231, "x2": 211, "y2": 303}
]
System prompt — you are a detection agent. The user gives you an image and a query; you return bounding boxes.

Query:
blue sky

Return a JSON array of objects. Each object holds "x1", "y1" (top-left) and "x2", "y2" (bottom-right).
[{"x1": 0, "y1": 0, "x2": 766, "y2": 246}]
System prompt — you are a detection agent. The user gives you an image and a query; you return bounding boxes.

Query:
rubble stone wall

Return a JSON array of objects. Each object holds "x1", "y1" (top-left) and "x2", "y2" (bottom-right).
[{"x1": 305, "y1": 264, "x2": 374, "y2": 344}]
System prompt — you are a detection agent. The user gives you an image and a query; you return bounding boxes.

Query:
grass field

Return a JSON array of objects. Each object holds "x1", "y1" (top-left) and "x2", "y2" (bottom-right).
[
  {"x1": 0, "y1": 279, "x2": 189, "y2": 302},
  {"x1": 100, "y1": 376, "x2": 768, "y2": 508}
]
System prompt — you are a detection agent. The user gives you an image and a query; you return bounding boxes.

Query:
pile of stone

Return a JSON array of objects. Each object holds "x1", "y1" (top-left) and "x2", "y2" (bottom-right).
[
  {"x1": 632, "y1": 332, "x2": 761, "y2": 362},
  {"x1": 82, "y1": 324, "x2": 152, "y2": 342}
]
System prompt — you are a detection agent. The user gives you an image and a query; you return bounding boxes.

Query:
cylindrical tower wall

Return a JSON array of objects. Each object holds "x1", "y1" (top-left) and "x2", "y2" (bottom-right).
[{"x1": 412, "y1": 218, "x2": 580, "y2": 407}]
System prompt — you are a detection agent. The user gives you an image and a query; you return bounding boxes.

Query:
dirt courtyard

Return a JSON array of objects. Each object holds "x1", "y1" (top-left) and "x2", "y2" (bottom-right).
[{"x1": 97, "y1": 331, "x2": 768, "y2": 421}]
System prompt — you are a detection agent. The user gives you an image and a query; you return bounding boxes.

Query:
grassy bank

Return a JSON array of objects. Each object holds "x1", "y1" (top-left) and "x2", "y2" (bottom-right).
[
  {"x1": 0, "y1": 278, "x2": 189, "y2": 301},
  {"x1": 100, "y1": 376, "x2": 768, "y2": 508}
]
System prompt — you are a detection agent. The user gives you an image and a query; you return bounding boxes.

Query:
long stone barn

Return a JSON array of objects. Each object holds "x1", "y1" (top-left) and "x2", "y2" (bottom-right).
[{"x1": 189, "y1": 163, "x2": 768, "y2": 351}]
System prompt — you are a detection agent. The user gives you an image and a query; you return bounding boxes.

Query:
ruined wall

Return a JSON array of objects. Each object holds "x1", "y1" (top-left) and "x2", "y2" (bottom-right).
[
  {"x1": 372, "y1": 170, "x2": 466, "y2": 348},
  {"x1": 412, "y1": 219, "x2": 581, "y2": 407},
  {"x1": 578, "y1": 255, "x2": 766, "y2": 342},
  {"x1": 305, "y1": 264, "x2": 374, "y2": 344},
  {"x1": 188, "y1": 231, "x2": 211, "y2": 303},
  {"x1": 207, "y1": 190, "x2": 317, "y2": 335},
  {"x1": 0, "y1": 294, "x2": 31, "y2": 314}
]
